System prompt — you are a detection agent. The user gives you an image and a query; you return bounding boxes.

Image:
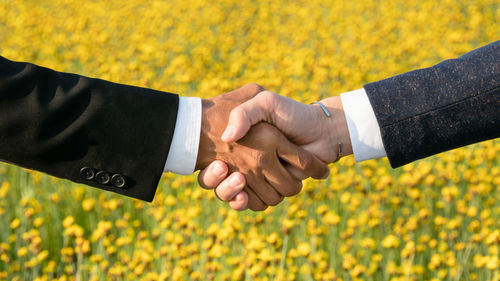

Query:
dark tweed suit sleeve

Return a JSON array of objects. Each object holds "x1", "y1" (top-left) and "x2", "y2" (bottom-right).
[
  {"x1": 0, "y1": 56, "x2": 179, "y2": 201},
  {"x1": 364, "y1": 41, "x2": 500, "y2": 168}
]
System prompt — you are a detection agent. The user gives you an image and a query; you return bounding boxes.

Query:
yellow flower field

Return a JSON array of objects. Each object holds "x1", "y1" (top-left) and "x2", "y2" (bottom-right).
[{"x1": 0, "y1": 0, "x2": 499, "y2": 280}]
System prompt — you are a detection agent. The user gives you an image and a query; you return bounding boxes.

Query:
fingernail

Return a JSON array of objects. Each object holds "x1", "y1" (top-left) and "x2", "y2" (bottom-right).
[
  {"x1": 213, "y1": 162, "x2": 225, "y2": 177},
  {"x1": 221, "y1": 126, "x2": 235, "y2": 142},
  {"x1": 230, "y1": 174, "x2": 242, "y2": 186}
]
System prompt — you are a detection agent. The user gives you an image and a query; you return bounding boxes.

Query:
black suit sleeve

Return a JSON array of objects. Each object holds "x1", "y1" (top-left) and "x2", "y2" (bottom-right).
[
  {"x1": 364, "y1": 41, "x2": 500, "y2": 168},
  {"x1": 0, "y1": 56, "x2": 179, "y2": 201}
]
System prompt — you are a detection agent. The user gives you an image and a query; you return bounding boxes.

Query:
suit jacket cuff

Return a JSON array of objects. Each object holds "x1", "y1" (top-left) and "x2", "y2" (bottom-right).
[
  {"x1": 340, "y1": 88, "x2": 387, "y2": 162},
  {"x1": 163, "y1": 97, "x2": 201, "y2": 175}
]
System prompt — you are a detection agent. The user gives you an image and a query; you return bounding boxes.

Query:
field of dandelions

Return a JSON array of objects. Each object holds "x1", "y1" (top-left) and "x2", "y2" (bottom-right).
[{"x1": 0, "y1": 0, "x2": 499, "y2": 280}]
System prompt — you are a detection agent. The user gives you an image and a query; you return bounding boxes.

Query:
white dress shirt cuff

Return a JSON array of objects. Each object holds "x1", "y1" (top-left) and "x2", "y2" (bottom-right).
[
  {"x1": 163, "y1": 97, "x2": 202, "y2": 175},
  {"x1": 340, "y1": 88, "x2": 387, "y2": 162}
]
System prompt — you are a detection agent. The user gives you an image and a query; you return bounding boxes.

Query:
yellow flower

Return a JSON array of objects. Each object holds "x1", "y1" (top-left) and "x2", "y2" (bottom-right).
[
  {"x1": 115, "y1": 237, "x2": 132, "y2": 247},
  {"x1": 62, "y1": 216, "x2": 74, "y2": 228},
  {"x1": 434, "y1": 216, "x2": 446, "y2": 226},
  {"x1": 0, "y1": 181, "x2": 10, "y2": 198},
  {"x1": 323, "y1": 211, "x2": 341, "y2": 226},
  {"x1": 282, "y1": 219, "x2": 295, "y2": 234},
  {"x1": 10, "y1": 218, "x2": 20, "y2": 229},
  {"x1": 17, "y1": 247, "x2": 28, "y2": 257},
  {"x1": 316, "y1": 204, "x2": 328, "y2": 215},
  {"x1": 466, "y1": 206, "x2": 478, "y2": 217},
  {"x1": 361, "y1": 238, "x2": 376, "y2": 250},
  {"x1": 485, "y1": 256, "x2": 498, "y2": 270},
  {"x1": 382, "y1": 235, "x2": 400, "y2": 248},
  {"x1": 441, "y1": 186, "x2": 459, "y2": 202},
  {"x1": 454, "y1": 242, "x2": 466, "y2": 251},
  {"x1": 37, "y1": 250, "x2": 48, "y2": 262},
  {"x1": 208, "y1": 244, "x2": 225, "y2": 258},
  {"x1": 401, "y1": 241, "x2": 416, "y2": 258},
  {"x1": 473, "y1": 254, "x2": 485, "y2": 268},
  {"x1": 33, "y1": 217, "x2": 44, "y2": 228},
  {"x1": 82, "y1": 198, "x2": 96, "y2": 211},
  {"x1": 49, "y1": 193, "x2": 59, "y2": 203},
  {"x1": 342, "y1": 254, "x2": 357, "y2": 270},
  {"x1": 297, "y1": 242, "x2": 311, "y2": 257},
  {"x1": 484, "y1": 230, "x2": 499, "y2": 245},
  {"x1": 266, "y1": 232, "x2": 281, "y2": 247},
  {"x1": 428, "y1": 254, "x2": 442, "y2": 270},
  {"x1": 258, "y1": 249, "x2": 273, "y2": 262}
]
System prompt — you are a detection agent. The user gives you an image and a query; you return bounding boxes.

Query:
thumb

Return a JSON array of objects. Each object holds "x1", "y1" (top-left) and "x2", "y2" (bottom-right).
[{"x1": 221, "y1": 92, "x2": 270, "y2": 142}]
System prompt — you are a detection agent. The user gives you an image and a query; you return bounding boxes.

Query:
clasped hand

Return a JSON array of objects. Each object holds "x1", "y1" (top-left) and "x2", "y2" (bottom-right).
[{"x1": 195, "y1": 83, "x2": 353, "y2": 211}]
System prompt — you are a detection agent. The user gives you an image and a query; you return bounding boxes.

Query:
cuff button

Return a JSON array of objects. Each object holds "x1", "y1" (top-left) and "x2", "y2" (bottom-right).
[
  {"x1": 95, "y1": 171, "x2": 111, "y2": 185},
  {"x1": 111, "y1": 174, "x2": 126, "y2": 188},
  {"x1": 80, "y1": 167, "x2": 95, "y2": 180}
]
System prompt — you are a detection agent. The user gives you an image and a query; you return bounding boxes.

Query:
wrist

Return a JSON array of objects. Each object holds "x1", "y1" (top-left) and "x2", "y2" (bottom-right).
[
  {"x1": 195, "y1": 99, "x2": 217, "y2": 170},
  {"x1": 196, "y1": 98, "x2": 238, "y2": 171},
  {"x1": 317, "y1": 96, "x2": 353, "y2": 162}
]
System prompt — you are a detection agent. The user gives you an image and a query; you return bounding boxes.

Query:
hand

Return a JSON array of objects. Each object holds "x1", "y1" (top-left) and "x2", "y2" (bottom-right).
[
  {"x1": 198, "y1": 90, "x2": 354, "y2": 210},
  {"x1": 196, "y1": 84, "x2": 329, "y2": 211},
  {"x1": 222, "y1": 91, "x2": 353, "y2": 164}
]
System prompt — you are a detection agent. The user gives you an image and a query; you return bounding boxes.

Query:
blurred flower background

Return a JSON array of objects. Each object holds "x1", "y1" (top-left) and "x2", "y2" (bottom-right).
[{"x1": 0, "y1": 0, "x2": 499, "y2": 280}]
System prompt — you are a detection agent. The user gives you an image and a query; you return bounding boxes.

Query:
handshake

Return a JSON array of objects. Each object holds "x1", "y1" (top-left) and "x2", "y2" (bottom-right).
[{"x1": 194, "y1": 83, "x2": 353, "y2": 211}]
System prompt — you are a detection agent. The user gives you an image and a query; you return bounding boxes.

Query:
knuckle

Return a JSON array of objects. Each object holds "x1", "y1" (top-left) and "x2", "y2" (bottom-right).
[
  {"x1": 254, "y1": 123, "x2": 279, "y2": 141},
  {"x1": 263, "y1": 91, "x2": 279, "y2": 109},
  {"x1": 219, "y1": 193, "x2": 230, "y2": 201},
  {"x1": 260, "y1": 204, "x2": 269, "y2": 211},
  {"x1": 246, "y1": 83, "x2": 264, "y2": 93},
  {"x1": 285, "y1": 181, "x2": 303, "y2": 197},
  {"x1": 248, "y1": 200, "x2": 265, "y2": 211},
  {"x1": 314, "y1": 165, "x2": 329, "y2": 179},
  {"x1": 214, "y1": 187, "x2": 226, "y2": 200},
  {"x1": 268, "y1": 195, "x2": 284, "y2": 207},
  {"x1": 252, "y1": 204, "x2": 268, "y2": 212},
  {"x1": 255, "y1": 153, "x2": 270, "y2": 167},
  {"x1": 246, "y1": 188, "x2": 267, "y2": 211},
  {"x1": 259, "y1": 90, "x2": 275, "y2": 103},
  {"x1": 233, "y1": 173, "x2": 246, "y2": 188},
  {"x1": 297, "y1": 151, "x2": 314, "y2": 171}
]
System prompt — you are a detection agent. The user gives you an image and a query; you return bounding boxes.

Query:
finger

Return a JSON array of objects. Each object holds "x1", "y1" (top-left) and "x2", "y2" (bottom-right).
[
  {"x1": 214, "y1": 173, "x2": 246, "y2": 201},
  {"x1": 229, "y1": 192, "x2": 248, "y2": 211},
  {"x1": 197, "y1": 160, "x2": 229, "y2": 189},
  {"x1": 276, "y1": 135, "x2": 330, "y2": 179},
  {"x1": 222, "y1": 91, "x2": 274, "y2": 143},
  {"x1": 263, "y1": 161, "x2": 303, "y2": 197},
  {"x1": 223, "y1": 83, "x2": 265, "y2": 100},
  {"x1": 245, "y1": 174, "x2": 284, "y2": 207},
  {"x1": 244, "y1": 186, "x2": 268, "y2": 211},
  {"x1": 283, "y1": 164, "x2": 309, "y2": 181}
]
